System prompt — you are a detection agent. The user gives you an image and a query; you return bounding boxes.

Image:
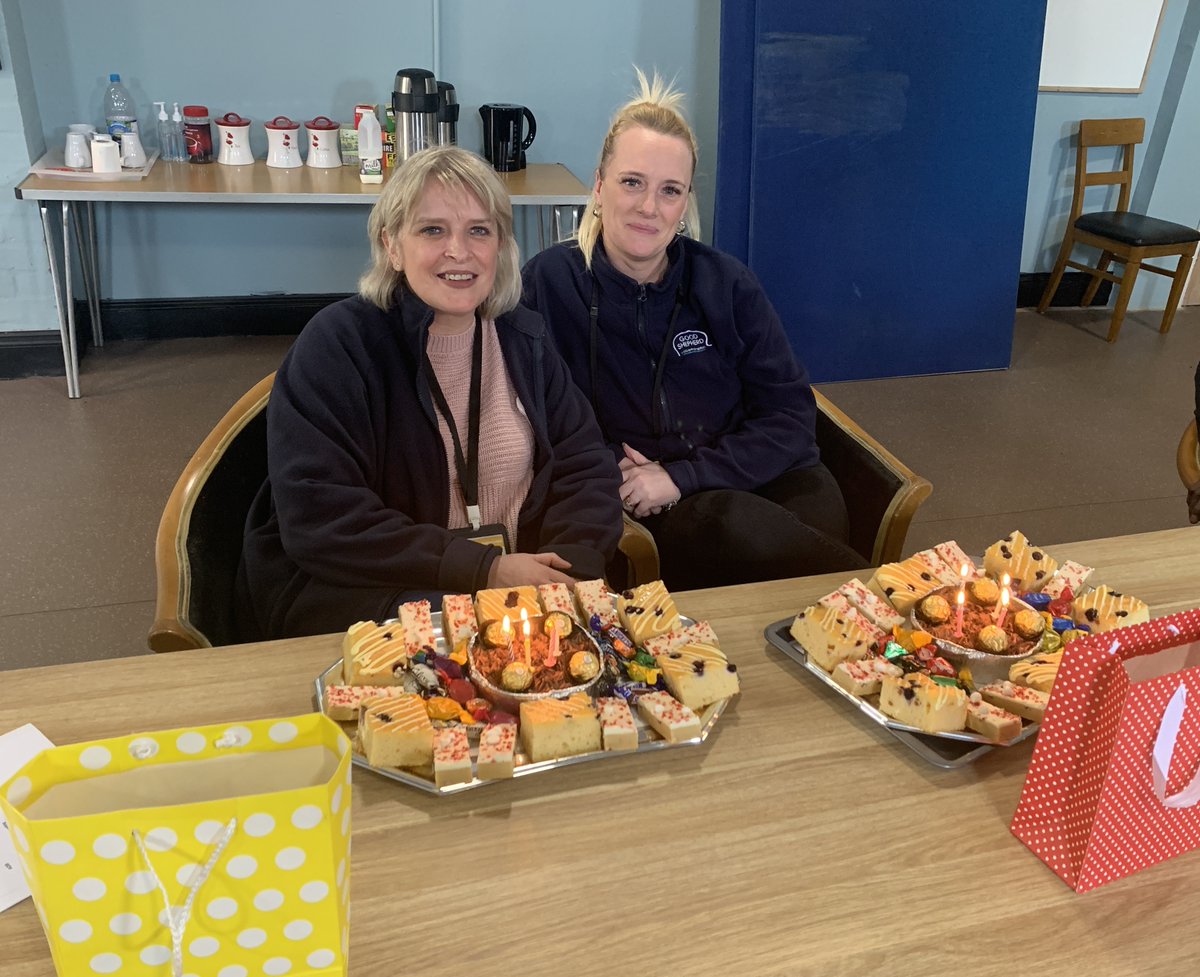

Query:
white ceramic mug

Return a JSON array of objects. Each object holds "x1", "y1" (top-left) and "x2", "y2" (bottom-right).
[
  {"x1": 265, "y1": 116, "x2": 303, "y2": 169},
  {"x1": 91, "y1": 134, "x2": 121, "y2": 174},
  {"x1": 305, "y1": 116, "x2": 341, "y2": 169},
  {"x1": 119, "y1": 130, "x2": 147, "y2": 168},
  {"x1": 68, "y1": 123, "x2": 97, "y2": 142},
  {"x1": 215, "y1": 112, "x2": 254, "y2": 165},
  {"x1": 64, "y1": 132, "x2": 92, "y2": 169}
]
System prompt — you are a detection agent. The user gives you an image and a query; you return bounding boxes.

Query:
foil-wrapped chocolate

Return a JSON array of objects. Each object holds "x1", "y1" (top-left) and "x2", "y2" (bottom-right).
[{"x1": 975, "y1": 624, "x2": 1009, "y2": 654}]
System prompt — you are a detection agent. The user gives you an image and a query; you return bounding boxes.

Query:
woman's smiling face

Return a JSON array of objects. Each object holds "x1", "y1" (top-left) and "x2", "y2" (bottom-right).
[
  {"x1": 384, "y1": 179, "x2": 499, "y2": 334},
  {"x1": 594, "y1": 125, "x2": 693, "y2": 283}
]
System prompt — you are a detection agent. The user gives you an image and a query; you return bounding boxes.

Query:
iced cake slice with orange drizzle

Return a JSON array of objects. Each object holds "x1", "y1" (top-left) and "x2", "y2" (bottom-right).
[
  {"x1": 617, "y1": 580, "x2": 681, "y2": 646},
  {"x1": 878, "y1": 673, "x2": 968, "y2": 733},
  {"x1": 474, "y1": 586, "x2": 540, "y2": 627},
  {"x1": 657, "y1": 641, "x2": 739, "y2": 712},
  {"x1": 789, "y1": 603, "x2": 875, "y2": 672},
  {"x1": 519, "y1": 693, "x2": 601, "y2": 762},
  {"x1": 359, "y1": 694, "x2": 434, "y2": 768},
  {"x1": 1071, "y1": 585, "x2": 1149, "y2": 633},
  {"x1": 344, "y1": 620, "x2": 410, "y2": 687}
]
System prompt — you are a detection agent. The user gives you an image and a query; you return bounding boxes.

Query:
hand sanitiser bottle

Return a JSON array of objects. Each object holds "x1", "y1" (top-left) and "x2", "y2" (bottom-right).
[
  {"x1": 357, "y1": 108, "x2": 383, "y2": 184},
  {"x1": 155, "y1": 101, "x2": 184, "y2": 161}
]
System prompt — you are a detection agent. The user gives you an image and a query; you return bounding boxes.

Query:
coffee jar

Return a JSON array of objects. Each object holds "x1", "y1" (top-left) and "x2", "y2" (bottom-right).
[{"x1": 182, "y1": 105, "x2": 213, "y2": 163}]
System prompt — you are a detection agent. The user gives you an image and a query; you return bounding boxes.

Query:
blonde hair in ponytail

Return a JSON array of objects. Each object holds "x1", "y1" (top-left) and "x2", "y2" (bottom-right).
[{"x1": 577, "y1": 68, "x2": 701, "y2": 269}]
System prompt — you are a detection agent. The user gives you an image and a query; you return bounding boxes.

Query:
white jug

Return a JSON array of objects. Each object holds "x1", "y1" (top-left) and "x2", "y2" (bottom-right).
[
  {"x1": 91, "y1": 134, "x2": 121, "y2": 174},
  {"x1": 305, "y1": 116, "x2": 341, "y2": 169},
  {"x1": 119, "y1": 130, "x2": 147, "y2": 168},
  {"x1": 215, "y1": 112, "x2": 254, "y2": 165},
  {"x1": 265, "y1": 116, "x2": 302, "y2": 169}
]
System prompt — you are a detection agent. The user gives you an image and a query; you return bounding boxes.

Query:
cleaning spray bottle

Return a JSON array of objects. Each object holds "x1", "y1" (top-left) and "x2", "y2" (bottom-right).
[{"x1": 357, "y1": 108, "x2": 383, "y2": 184}]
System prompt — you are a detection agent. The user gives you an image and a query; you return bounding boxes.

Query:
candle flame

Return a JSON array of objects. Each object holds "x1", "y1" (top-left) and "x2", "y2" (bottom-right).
[
  {"x1": 1001, "y1": 590, "x2": 1010, "y2": 607},
  {"x1": 1001, "y1": 573, "x2": 1011, "y2": 587},
  {"x1": 956, "y1": 590, "x2": 965, "y2": 606},
  {"x1": 520, "y1": 607, "x2": 528, "y2": 623},
  {"x1": 502, "y1": 614, "x2": 511, "y2": 634},
  {"x1": 960, "y1": 562, "x2": 969, "y2": 577},
  {"x1": 523, "y1": 619, "x2": 530, "y2": 637}
]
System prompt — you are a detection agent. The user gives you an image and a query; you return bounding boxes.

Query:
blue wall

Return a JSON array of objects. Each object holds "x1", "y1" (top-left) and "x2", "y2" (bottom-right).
[
  {"x1": 1021, "y1": 0, "x2": 1200, "y2": 308},
  {"x1": 10, "y1": 0, "x2": 719, "y2": 308}
]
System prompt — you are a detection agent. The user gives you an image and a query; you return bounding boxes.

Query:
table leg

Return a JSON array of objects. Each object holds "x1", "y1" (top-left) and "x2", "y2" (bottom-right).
[
  {"x1": 553, "y1": 204, "x2": 581, "y2": 243},
  {"x1": 61, "y1": 203, "x2": 82, "y2": 398},
  {"x1": 38, "y1": 203, "x2": 79, "y2": 399},
  {"x1": 70, "y1": 203, "x2": 102, "y2": 350},
  {"x1": 87, "y1": 202, "x2": 104, "y2": 347}
]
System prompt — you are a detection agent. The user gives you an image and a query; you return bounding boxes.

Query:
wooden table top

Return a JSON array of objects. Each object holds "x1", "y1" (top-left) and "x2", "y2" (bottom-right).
[
  {"x1": 2, "y1": 527, "x2": 1199, "y2": 976},
  {"x1": 14, "y1": 161, "x2": 590, "y2": 206}
]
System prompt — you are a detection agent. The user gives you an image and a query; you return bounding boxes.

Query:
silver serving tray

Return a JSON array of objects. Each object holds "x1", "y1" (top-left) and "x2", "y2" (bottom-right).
[
  {"x1": 314, "y1": 613, "x2": 732, "y2": 795},
  {"x1": 763, "y1": 617, "x2": 1039, "y2": 769}
]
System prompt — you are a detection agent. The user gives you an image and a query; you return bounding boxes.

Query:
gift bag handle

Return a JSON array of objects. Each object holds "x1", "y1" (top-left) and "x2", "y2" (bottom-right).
[
  {"x1": 132, "y1": 817, "x2": 237, "y2": 977},
  {"x1": 1153, "y1": 684, "x2": 1200, "y2": 809}
]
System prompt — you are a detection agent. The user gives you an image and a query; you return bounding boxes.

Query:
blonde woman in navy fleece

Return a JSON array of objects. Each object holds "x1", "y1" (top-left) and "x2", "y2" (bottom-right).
[
  {"x1": 238, "y1": 147, "x2": 622, "y2": 639},
  {"x1": 522, "y1": 71, "x2": 864, "y2": 589}
]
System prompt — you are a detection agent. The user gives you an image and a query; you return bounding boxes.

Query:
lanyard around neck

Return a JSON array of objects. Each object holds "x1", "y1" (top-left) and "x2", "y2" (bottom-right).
[
  {"x1": 424, "y1": 315, "x2": 484, "y2": 529},
  {"x1": 588, "y1": 269, "x2": 687, "y2": 440}
]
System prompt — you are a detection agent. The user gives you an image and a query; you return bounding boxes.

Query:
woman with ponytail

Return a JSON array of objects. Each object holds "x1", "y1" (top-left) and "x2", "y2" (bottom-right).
[{"x1": 522, "y1": 70, "x2": 864, "y2": 589}]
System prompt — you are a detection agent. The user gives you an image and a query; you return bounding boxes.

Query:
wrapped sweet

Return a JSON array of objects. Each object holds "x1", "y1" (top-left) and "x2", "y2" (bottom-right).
[
  {"x1": 975, "y1": 624, "x2": 1010, "y2": 654},
  {"x1": 500, "y1": 661, "x2": 533, "y2": 692},
  {"x1": 916, "y1": 594, "x2": 952, "y2": 626},
  {"x1": 569, "y1": 650, "x2": 600, "y2": 682},
  {"x1": 968, "y1": 578, "x2": 1000, "y2": 606},
  {"x1": 1012, "y1": 609, "x2": 1046, "y2": 640}
]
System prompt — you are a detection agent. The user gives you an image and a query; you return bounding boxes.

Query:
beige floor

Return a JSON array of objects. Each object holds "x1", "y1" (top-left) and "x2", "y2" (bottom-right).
[{"x1": 1, "y1": 307, "x2": 1197, "y2": 672}]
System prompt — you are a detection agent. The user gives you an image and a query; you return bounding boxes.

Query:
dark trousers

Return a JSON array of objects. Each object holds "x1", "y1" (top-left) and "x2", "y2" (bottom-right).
[{"x1": 637, "y1": 463, "x2": 867, "y2": 590}]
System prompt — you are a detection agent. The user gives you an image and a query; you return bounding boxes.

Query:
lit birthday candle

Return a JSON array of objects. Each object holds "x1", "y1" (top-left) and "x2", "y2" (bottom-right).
[
  {"x1": 546, "y1": 617, "x2": 561, "y2": 667},
  {"x1": 521, "y1": 611, "x2": 531, "y2": 667},
  {"x1": 502, "y1": 614, "x2": 512, "y2": 658},
  {"x1": 996, "y1": 588, "x2": 1010, "y2": 629},
  {"x1": 955, "y1": 589, "x2": 965, "y2": 638}
]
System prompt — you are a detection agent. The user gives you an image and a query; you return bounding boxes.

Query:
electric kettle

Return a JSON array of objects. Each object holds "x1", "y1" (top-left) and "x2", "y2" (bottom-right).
[{"x1": 479, "y1": 103, "x2": 536, "y2": 172}]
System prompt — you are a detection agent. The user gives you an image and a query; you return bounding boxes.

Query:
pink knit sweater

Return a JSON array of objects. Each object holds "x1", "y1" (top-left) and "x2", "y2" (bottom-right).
[{"x1": 425, "y1": 321, "x2": 533, "y2": 549}]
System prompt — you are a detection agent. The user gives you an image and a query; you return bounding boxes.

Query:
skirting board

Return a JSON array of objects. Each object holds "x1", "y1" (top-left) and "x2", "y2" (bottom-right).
[
  {"x1": 1018, "y1": 271, "x2": 1113, "y2": 308},
  {"x1": 0, "y1": 293, "x2": 349, "y2": 378}
]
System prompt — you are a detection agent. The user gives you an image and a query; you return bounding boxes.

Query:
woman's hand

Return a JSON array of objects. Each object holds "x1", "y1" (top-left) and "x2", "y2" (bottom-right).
[
  {"x1": 487, "y1": 551, "x2": 575, "y2": 588},
  {"x1": 618, "y1": 443, "x2": 681, "y2": 518}
]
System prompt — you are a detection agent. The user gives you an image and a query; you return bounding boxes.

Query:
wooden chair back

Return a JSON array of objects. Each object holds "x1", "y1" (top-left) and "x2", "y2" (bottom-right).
[
  {"x1": 1178, "y1": 419, "x2": 1200, "y2": 489},
  {"x1": 1069, "y1": 117, "x2": 1144, "y2": 223}
]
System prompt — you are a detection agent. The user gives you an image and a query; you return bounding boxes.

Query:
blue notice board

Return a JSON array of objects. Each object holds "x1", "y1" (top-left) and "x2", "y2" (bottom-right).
[{"x1": 715, "y1": 1, "x2": 1048, "y2": 381}]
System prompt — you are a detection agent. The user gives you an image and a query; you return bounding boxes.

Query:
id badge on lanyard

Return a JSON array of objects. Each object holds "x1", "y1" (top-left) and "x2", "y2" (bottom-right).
[{"x1": 426, "y1": 317, "x2": 510, "y2": 553}]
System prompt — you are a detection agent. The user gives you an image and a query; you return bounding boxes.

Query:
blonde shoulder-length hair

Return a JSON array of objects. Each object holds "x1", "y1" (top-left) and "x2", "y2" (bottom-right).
[
  {"x1": 577, "y1": 68, "x2": 702, "y2": 269},
  {"x1": 358, "y1": 146, "x2": 522, "y2": 317}
]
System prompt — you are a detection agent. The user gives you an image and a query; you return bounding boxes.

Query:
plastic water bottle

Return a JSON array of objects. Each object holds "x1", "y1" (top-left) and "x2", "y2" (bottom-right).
[{"x1": 104, "y1": 74, "x2": 138, "y2": 137}]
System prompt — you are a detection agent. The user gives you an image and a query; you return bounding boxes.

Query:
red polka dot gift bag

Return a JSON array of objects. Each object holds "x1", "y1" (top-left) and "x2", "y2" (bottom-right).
[
  {"x1": 0, "y1": 713, "x2": 352, "y2": 977},
  {"x1": 1011, "y1": 609, "x2": 1200, "y2": 893}
]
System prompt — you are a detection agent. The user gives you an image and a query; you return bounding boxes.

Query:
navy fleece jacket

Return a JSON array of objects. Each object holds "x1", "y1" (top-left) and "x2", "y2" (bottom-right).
[
  {"x1": 239, "y1": 289, "x2": 622, "y2": 638},
  {"x1": 521, "y1": 236, "x2": 819, "y2": 497}
]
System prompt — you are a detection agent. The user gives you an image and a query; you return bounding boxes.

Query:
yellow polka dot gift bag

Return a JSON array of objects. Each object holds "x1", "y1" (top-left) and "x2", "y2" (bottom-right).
[
  {"x1": 1011, "y1": 609, "x2": 1200, "y2": 893},
  {"x1": 0, "y1": 713, "x2": 351, "y2": 977}
]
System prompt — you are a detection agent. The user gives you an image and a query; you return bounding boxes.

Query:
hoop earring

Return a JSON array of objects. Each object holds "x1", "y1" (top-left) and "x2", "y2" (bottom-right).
[
  {"x1": 592, "y1": 207, "x2": 601, "y2": 218},
  {"x1": 677, "y1": 220, "x2": 687, "y2": 234}
]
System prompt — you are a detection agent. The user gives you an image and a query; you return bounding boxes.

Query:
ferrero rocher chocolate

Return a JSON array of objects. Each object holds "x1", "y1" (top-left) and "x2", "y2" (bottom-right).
[
  {"x1": 975, "y1": 624, "x2": 1010, "y2": 654},
  {"x1": 543, "y1": 611, "x2": 574, "y2": 638},
  {"x1": 1012, "y1": 609, "x2": 1046, "y2": 640},
  {"x1": 968, "y1": 578, "x2": 1000, "y2": 606},
  {"x1": 482, "y1": 619, "x2": 510, "y2": 648},
  {"x1": 917, "y1": 594, "x2": 952, "y2": 625},
  {"x1": 568, "y1": 651, "x2": 600, "y2": 682},
  {"x1": 500, "y1": 661, "x2": 533, "y2": 691}
]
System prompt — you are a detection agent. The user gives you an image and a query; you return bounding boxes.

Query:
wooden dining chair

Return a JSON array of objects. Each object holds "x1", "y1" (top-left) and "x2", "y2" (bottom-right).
[
  {"x1": 1178, "y1": 419, "x2": 1200, "y2": 491},
  {"x1": 149, "y1": 372, "x2": 661, "y2": 652},
  {"x1": 1038, "y1": 118, "x2": 1200, "y2": 343}
]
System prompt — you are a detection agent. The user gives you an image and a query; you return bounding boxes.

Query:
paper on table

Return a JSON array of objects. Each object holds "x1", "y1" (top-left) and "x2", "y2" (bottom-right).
[{"x1": 0, "y1": 724, "x2": 54, "y2": 912}]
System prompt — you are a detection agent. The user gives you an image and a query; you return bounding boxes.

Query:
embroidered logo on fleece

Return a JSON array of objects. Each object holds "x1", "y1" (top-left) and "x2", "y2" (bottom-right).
[{"x1": 672, "y1": 330, "x2": 711, "y2": 357}]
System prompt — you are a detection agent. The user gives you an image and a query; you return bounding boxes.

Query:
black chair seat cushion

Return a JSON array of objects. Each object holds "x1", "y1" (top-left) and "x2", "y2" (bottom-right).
[{"x1": 1074, "y1": 211, "x2": 1200, "y2": 247}]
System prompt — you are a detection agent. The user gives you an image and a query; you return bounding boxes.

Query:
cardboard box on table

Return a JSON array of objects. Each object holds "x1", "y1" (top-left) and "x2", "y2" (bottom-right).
[
  {"x1": 1011, "y1": 609, "x2": 1200, "y2": 892},
  {"x1": 0, "y1": 713, "x2": 351, "y2": 976}
]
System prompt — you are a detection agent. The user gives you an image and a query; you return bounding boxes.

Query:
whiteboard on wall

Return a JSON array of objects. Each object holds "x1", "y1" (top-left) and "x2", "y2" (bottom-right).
[{"x1": 1039, "y1": 0, "x2": 1167, "y2": 93}]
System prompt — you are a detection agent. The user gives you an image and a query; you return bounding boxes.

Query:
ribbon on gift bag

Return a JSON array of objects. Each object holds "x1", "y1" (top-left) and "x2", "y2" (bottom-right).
[
  {"x1": 1153, "y1": 684, "x2": 1200, "y2": 809},
  {"x1": 1011, "y1": 609, "x2": 1200, "y2": 893},
  {"x1": 0, "y1": 713, "x2": 351, "y2": 977}
]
